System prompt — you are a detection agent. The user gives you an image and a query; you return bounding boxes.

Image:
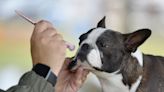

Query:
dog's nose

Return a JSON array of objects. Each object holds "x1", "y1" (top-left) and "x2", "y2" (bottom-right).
[{"x1": 81, "y1": 43, "x2": 90, "y2": 51}]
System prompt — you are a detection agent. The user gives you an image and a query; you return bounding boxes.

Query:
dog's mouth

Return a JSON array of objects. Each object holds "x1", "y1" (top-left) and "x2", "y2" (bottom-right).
[
  {"x1": 68, "y1": 47, "x2": 104, "y2": 72},
  {"x1": 68, "y1": 57, "x2": 104, "y2": 72},
  {"x1": 68, "y1": 58, "x2": 93, "y2": 71},
  {"x1": 68, "y1": 58, "x2": 82, "y2": 71}
]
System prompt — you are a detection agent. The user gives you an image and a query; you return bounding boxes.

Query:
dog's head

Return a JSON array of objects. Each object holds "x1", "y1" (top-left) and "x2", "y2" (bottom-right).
[{"x1": 70, "y1": 17, "x2": 151, "y2": 74}]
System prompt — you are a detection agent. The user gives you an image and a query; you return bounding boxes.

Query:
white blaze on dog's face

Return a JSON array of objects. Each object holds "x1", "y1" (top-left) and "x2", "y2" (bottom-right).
[
  {"x1": 75, "y1": 17, "x2": 107, "y2": 71},
  {"x1": 79, "y1": 28, "x2": 106, "y2": 69}
]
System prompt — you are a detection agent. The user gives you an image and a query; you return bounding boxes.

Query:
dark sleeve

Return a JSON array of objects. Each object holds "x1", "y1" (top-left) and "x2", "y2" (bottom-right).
[
  {"x1": 0, "y1": 89, "x2": 5, "y2": 92},
  {"x1": 1, "y1": 71, "x2": 55, "y2": 92}
]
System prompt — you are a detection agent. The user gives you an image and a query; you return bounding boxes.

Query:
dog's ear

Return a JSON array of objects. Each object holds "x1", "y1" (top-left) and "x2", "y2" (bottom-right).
[
  {"x1": 124, "y1": 29, "x2": 151, "y2": 52},
  {"x1": 97, "y1": 16, "x2": 106, "y2": 28}
]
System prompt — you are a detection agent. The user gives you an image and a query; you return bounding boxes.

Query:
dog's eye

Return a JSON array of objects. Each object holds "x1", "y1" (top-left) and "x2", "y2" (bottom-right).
[{"x1": 100, "y1": 42, "x2": 109, "y2": 48}]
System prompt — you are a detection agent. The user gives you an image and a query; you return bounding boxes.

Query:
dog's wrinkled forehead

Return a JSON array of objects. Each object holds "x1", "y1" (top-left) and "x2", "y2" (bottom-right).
[
  {"x1": 79, "y1": 28, "x2": 107, "y2": 45},
  {"x1": 79, "y1": 28, "x2": 123, "y2": 47}
]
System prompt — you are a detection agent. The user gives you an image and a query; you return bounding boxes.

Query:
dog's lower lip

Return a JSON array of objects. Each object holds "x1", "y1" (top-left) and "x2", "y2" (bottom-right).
[
  {"x1": 68, "y1": 58, "x2": 83, "y2": 71},
  {"x1": 81, "y1": 66, "x2": 94, "y2": 71},
  {"x1": 93, "y1": 67, "x2": 104, "y2": 71},
  {"x1": 68, "y1": 59, "x2": 77, "y2": 70}
]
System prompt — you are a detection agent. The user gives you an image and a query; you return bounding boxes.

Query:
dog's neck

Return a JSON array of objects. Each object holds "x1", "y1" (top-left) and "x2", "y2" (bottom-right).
[
  {"x1": 92, "y1": 49, "x2": 143, "y2": 92},
  {"x1": 93, "y1": 70, "x2": 129, "y2": 92},
  {"x1": 131, "y1": 49, "x2": 143, "y2": 67}
]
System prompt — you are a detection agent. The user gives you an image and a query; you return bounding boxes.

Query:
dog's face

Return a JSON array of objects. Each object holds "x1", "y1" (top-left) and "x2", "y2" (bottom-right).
[{"x1": 71, "y1": 17, "x2": 151, "y2": 73}]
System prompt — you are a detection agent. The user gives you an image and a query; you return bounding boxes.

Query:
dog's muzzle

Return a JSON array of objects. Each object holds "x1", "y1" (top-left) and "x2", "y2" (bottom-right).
[
  {"x1": 68, "y1": 58, "x2": 78, "y2": 70},
  {"x1": 68, "y1": 44, "x2": 91, "y2": 70},
  {"x1": 68, "y1": 43, "x2": 104, "y2": 72}
]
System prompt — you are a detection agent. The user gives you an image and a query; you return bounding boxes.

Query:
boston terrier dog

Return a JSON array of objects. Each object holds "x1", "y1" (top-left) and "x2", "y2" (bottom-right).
[{"x1": 69, "y1": 17, "x2": 164, "y2": 92}]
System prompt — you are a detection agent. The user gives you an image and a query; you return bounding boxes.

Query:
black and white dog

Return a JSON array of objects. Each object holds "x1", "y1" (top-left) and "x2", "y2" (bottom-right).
[{"x1": 69, "y1": 17, "x2": 164, "y2": 92}]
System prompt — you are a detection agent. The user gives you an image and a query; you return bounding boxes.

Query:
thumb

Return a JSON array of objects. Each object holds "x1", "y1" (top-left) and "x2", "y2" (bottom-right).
[{"x1": 61, "y1": 58, "x2": 72, "y2": 70}]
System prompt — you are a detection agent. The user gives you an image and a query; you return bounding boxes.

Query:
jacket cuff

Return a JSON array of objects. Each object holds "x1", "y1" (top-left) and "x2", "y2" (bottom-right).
[
  {"x1": 32, "y1": 64, "x2": 57, "y2": 86},
  {"x1": 18, "y1": 71, "x2": 54, "y2": 91}
]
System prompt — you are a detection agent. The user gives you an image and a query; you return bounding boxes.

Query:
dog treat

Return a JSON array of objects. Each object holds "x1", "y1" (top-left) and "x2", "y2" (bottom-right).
[
  {"x1": 15, "y1": 10, "x2": 75, "y2": 51},
  {"x1": 15, "y1": 10, "x2": 36, "y2": 25}
]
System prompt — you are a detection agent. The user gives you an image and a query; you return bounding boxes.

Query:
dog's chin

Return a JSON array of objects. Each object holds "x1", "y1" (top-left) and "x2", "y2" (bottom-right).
[
  {"x1": 68, "y1": 59, "x2": 81, "y2": 71},
  {"x1": 69, "y1": 59, "x2": 100, "y2": 72},
  {"x1": 93, "y1": 67, "x2": 104, "y2": 72}
]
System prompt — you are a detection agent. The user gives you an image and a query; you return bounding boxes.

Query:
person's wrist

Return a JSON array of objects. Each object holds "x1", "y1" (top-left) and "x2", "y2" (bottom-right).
[
  {"x1": 51, "y1": 64, "x2": 63, "y2": 76},
  {"x1": 52, "y1": 68, "x2": 60, "y2": 76}
]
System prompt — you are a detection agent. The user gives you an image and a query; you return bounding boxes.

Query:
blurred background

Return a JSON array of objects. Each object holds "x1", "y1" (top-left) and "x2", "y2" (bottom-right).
[{"x1": 0, "y1": 0, "x2": 164, "y2": 91}]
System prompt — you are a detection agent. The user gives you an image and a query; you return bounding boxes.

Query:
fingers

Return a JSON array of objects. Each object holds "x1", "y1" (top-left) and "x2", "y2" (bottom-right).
[
  {"x1": 74, "y1": 67, "x2": 89, "y2": 86},
  {"x1": 33, "y1": 20, "x2": 65, "y2": 43},
  {"x1": 31, "y1": 20, "x2": 56, "y2": 41},
  {"x1": 81, "y1": 70, "x2": 89, "y2": 83},
  {"x1": 74, "y1": 67, "x2": 84, "y2": 85},
  {"x1": 31, "y1": 20, "x2": 64, "y2": 44},
  {"x1": 52, "y1": 33, "x2": 63, "y2": 41},
  {"x1": 32, "y1": 20, "x2": 75, "y2": 52},
  {"x1": 82, "y1": 70, "x2": 89, "y2": 77},
  {"x1": 31, "y1": 20, "x2": 67, "y2": 75},
  {"x1": 41, "y1": 27, "x2": 57, "y2": 37},
  {"x1": 60, "y1": 58, "x2": 72, "y2": 70},
  {"x1": 34, "y1": 20, "x2": 54, "y2": 33}
]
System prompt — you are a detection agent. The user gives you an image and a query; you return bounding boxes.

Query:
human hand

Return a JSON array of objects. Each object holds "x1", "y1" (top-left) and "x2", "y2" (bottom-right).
[
  {"x1": 55, "y1": 58, "x2": 89, "y2": 92},
  {"x1": 31, "y1": 20, "x2": 67, "y2": 75}
]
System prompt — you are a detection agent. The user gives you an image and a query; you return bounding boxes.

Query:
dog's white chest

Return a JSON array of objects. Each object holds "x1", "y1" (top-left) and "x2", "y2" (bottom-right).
[
  {"x1": 97, "y1": 73, "x2": 129, "y2": 92},
  {"x1": 93, "y1": 71, "x2": 142, "y2": 92}
]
